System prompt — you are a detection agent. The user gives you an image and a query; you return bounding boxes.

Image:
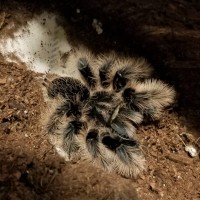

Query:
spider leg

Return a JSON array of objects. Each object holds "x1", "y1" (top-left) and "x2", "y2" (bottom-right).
[
  {"x1": 46, "y1": 102, "x2": 70, "y2": 135},
  {"x1": 85, "y1": 129, "x2": 100, "y2": 159},
  {"x1": 78, "y1": 127, "x2": 113, "y2": 170},
  {"x1": 62, "y1": 120, "x2": 86, "y2": 160},
  {"x1": 112, "y1": 68, "x2": 129, "y2": 92},
  {"x1": 99, "y1": 60, "x2": 113, "y2": 88},
  {"x1": 97, "y1": 53, "x2": 153, "y2": 92},
  {"x1": 112, "y1": 60, "x2": 152, "y2": 92},
  {"x1": 44, "y1": 85, "x2": 90, "y2": 160},
  {"x1": 122, "y1": 79, "x2": 175, "y2": 120},
  {"x1": 82, "y1": 128, "x2": 145, "y2": 177},
  {"x1": 97, "y1": 55, "x2": 130, "y2": 92},
  {"x1": 102, "y1": 135, "x2": 138, "y2": 164},
  {"x1": 78, "y1": 58, "x2": 97, "y2": 89},
  {"x1": 102, "y1": 134, "x2": 146, "y2": 178},
  {"x1": 46, "y1": 98, "x2": 86, "y2": 135},
  {"x1": 45, "y1": 101, "x2": 85, "y2": 160}
]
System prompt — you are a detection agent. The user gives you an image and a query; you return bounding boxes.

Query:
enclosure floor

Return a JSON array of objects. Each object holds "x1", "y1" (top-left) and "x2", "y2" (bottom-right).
[{"x1": 0, "y1": 1, "x2": 200, "y2": 200}]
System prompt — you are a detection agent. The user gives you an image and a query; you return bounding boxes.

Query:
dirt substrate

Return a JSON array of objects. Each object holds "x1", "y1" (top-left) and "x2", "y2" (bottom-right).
[{"x1": 0, "y1": 1, "x2": 200, "y2": 200}]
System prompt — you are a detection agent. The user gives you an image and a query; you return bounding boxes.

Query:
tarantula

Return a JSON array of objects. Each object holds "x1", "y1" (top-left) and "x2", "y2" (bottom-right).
[{"x1": 43, "y1": 48, "x2": 175, "y2": 178}]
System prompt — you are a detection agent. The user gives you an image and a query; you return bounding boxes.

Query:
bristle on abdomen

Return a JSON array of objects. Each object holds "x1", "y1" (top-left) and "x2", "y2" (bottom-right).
[{"x1": 46, "y1": 77, "x2": 90, "y2": 101}]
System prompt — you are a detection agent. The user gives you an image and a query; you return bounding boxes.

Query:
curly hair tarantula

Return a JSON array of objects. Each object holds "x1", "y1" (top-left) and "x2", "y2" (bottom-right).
[{"x1": 43, "y1": 49, "x2": 175, "y2": 178}]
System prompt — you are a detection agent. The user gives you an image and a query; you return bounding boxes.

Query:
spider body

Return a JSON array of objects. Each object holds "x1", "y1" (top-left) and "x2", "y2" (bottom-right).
[{"x1": 43, "y1": 48, "x2": 175, "y2": 177}]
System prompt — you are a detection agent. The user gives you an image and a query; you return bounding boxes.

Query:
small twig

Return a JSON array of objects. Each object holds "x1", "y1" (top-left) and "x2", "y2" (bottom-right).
[
  {"x1": 195, "y1": 137, "x2": 200, "y2": 148},
  {"x1": 102, "y1": 191, "x2": 114, "y2": 200},
  {"x1": 165, "y1": 154, "x2": 191, "y2": 165},
  {"x1": 176, "y1": 133, "x2": 186, "y2": 146},
  {"x1": 46, "y1": 169, "x2": 58, "y2": 190}
]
